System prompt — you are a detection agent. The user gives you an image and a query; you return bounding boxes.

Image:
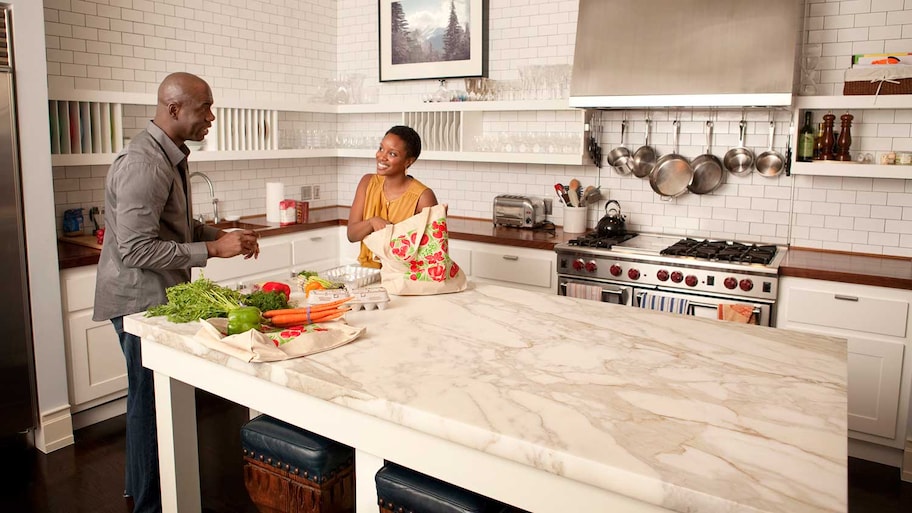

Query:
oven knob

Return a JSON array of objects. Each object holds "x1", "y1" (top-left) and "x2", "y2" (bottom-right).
[
  {"x1": 656, "y1": 269, "x2": 669, "y2": 282},
  {"x1": 670, "y1": 271, "x2": 684, "y2": 283},
  {"x1": 723, "y1": 277, "x2": 738, "y2": 290},
  {"x1": 572, "y1": 259, "x2": 585, "y2": 271},
  {"x1": 627, "y1": 268, "x2": 640, "y2": 280},
  {"x1": 685, "y1": 275, "x2": 698, "y2": 287},
  {"x1": 609, "y1": 264, "x2": 622, "y2": 277},
  {"x1": 739, "y1": 279, "x2": 754, "y2": 292},
  {"x1": 585, "y1": 260, "x2": 598, "y2": 273}
]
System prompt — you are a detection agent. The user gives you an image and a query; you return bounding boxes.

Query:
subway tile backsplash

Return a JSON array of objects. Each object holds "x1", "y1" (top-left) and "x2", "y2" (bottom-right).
[{"x1": 47, "y1": 0, "x2": 912, "y2": 258}]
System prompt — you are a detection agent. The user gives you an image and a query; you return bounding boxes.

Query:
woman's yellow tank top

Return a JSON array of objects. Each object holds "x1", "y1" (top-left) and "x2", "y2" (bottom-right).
[{"x1": 358, "y1": 174, "x2": 429, "y2": 268}]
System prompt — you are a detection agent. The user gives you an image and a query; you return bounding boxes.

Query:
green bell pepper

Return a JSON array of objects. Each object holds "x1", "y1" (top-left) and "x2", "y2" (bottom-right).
[{"x1": 227, "y1": 306, "x2": 263, "y2": 335}]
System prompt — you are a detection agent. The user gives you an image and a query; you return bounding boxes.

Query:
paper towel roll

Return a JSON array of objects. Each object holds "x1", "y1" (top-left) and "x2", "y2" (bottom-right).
[{"x1": 265, "y1": 182, "x2": 284, "y2": 223}]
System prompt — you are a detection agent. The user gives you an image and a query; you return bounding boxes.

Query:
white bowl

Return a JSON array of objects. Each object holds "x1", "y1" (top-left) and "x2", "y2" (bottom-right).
[{"x1": 223, "y1": 214, "x2": 241, "y2": 221}]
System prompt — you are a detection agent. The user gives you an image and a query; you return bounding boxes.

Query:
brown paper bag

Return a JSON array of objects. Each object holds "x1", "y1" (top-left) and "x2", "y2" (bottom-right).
[
  {"x1": 362, "y1": 204, "x2": 467, "y2": 296},
  {"x1": 194, "y1": 318, "x2": 365, "y2": 362}
]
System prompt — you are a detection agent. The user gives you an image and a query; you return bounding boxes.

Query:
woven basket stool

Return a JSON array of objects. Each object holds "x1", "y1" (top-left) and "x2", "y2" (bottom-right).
[
  {"x1": 241, "y1": 414, "x2": 355, "y2": 513},
  {"x1": 375, "y1": 461, "x2": 527, "y2": 513}
]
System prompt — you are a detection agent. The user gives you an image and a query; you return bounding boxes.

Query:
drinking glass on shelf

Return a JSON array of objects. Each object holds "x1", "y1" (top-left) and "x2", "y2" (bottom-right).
[{"x1": 801, "y1": 43, "x2": 822, "y2": 96}]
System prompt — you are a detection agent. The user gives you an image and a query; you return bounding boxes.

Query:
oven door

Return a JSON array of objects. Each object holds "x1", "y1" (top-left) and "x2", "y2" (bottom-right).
[
  {"x1": 642, "y1": 287, "x2": 773, "y2": 326},
  {"x1": 557, "y1": 276, "x2": 632, "y2": 306}
]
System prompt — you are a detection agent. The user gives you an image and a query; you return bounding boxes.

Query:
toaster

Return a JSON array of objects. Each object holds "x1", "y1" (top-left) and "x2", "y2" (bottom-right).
[{"x1": 493, "y1": 194, "x2": 547, "y2": 228}]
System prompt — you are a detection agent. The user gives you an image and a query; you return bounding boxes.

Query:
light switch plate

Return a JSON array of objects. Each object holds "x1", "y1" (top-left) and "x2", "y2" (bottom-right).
[{"x1": 300, "y1": 185, "x2": 313, "y2": 201}]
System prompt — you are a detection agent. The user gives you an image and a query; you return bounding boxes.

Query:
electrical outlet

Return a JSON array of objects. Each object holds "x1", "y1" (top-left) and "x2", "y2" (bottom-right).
[
  {"x1": 300, "y1": 185, "x2": 313, "y2": 201},
  {"x1": 313, "y1": 184, "x2": 321, "y2": 200}
]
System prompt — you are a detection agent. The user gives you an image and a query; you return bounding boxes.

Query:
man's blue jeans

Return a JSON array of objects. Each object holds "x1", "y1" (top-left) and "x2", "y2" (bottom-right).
[{"x1": 111, "y1": 316, "x2": 162, "y2": 513}]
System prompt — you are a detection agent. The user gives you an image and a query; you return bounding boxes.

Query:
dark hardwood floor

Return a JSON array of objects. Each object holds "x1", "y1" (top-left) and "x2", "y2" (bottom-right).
[{"x1": 2, "y1": 390, "x2": 911, "y2": 512}]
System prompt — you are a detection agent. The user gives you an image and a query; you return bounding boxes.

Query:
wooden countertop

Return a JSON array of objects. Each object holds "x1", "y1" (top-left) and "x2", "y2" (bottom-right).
[
  {"x1": 58, "y1": 207, "x2": 574, "y2": 270},
  {"x1": 780, "y1": 247, "x2": 912, "y2": 290}
]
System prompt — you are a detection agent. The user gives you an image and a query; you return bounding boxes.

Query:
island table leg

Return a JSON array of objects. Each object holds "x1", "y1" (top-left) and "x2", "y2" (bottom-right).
[
  {"x1": 154, "y1": 370, "x2": 201, "y2": 513},
  {"x1": 355, "y1": 449, "x2": 384, "y2": 512}
]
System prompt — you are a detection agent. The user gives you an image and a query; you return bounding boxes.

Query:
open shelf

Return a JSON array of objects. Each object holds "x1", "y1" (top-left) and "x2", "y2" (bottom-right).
[
  {"x1": 794, "y1": 95, "x2": 912, "y2": 110},
  {"x1": 790, "y1": 161, "x2": 912, "y2": 179}
]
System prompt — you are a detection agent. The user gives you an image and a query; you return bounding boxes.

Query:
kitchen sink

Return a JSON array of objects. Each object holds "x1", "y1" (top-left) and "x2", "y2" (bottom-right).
[{"x1": 209, "y1": 220, "x2": 269, "y2": 231}]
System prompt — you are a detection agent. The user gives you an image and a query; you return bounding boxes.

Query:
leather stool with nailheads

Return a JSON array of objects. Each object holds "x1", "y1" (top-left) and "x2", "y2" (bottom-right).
[
  {"x1": 241, "y1": 414, "x2": 355, "y2": 513},
  {"x1": 375, "y1": 461, "x2": 527, "y2": 513}
]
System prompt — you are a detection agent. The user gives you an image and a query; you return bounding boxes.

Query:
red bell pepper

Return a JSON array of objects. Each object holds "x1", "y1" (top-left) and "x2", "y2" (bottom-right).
[{"x1": 261, "y1": 281, "x2": 291, "y2": 301}]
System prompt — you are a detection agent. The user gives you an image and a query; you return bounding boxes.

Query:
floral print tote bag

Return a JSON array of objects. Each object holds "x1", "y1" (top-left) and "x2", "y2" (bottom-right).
[{"x1": 363, "y1": 204, "x2": 467, "y2": 295}]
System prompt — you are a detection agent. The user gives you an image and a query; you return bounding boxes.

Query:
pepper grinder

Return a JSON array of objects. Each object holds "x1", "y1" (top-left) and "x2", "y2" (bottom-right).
[
  {"x1": 835, "y1": 112, "x2": 854, "y2": 161},
  {"x1": 819, "y1": 113, "x2": 836, "y2": 160}
]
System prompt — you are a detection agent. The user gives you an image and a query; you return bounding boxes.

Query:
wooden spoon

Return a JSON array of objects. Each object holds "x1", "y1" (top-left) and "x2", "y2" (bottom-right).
[{"x1": 567, "y1": 179, "x2": 581, "y2": 206}]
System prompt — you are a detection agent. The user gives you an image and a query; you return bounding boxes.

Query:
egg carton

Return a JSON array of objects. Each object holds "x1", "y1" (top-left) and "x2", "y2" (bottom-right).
[{"x1": 349, "y1": 286, "x2": 390, "y2": 311}]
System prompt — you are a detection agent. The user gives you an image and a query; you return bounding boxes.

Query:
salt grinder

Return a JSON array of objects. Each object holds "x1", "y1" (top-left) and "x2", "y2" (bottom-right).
[{"x1": 819, "y1": 113, "x2": 836, "y2": 161}]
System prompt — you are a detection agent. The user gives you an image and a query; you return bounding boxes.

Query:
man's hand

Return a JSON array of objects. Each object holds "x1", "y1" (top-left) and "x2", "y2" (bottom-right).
[{"x1": 206, "y1": 230, "x2": 259, "y2": 259}]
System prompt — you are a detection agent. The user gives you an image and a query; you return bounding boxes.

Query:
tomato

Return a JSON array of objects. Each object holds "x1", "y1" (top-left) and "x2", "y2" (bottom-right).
[{"x1": 261, "y1": 281, "x2": 291, "y2": 301}]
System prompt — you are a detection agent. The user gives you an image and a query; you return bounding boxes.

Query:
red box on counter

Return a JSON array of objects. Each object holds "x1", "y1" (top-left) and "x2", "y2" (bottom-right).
[{"x1": 279, "y1": 199, "x2": 297, "y2": 226}]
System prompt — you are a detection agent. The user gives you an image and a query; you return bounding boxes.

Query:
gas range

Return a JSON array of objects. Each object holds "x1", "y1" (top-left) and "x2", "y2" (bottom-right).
[{"x1": 555, "y1": 233, "x2": 785, "y2": 302}]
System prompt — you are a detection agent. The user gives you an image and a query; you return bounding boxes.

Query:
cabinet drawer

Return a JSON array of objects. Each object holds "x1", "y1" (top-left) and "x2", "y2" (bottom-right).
[
  {"x1": 472, "y1": 249, "x2": 551, "y2": 289},
  {"x1": 787, "y1": 287, "x2": 909, "y2": 337},
  {"x1": 292, "y1": 229, "x2": 339, "y2": 267},
  {"x1": 199, "y1": 240, "x2": 292, "y2": 283},
  {"x1": 61, "y1": 267, "x2": 97, "y2": 312}
]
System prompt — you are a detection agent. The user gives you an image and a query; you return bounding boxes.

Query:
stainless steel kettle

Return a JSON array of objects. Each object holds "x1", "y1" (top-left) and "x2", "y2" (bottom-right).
[{"x1": 596, "y1": 200, "x2": 626, "y2": 237}]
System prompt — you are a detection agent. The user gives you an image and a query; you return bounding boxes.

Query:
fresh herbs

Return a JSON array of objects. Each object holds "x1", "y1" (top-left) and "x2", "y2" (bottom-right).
[
  {"x1": 243, "y1": 290, "x2": 289, "y2": 312},
  {"x1": 146, "y1": 277, "x2": 244, "y2": 323}
]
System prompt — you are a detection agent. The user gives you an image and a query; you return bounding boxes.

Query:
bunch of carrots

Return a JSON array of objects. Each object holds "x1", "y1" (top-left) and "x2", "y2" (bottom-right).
[{"x1": 263, "y1": 296, "x2": 353, "y2": 327}]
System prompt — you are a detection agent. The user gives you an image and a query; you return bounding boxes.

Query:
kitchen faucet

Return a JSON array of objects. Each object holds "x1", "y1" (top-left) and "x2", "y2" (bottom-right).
[{"x1": 188, "y1": 171, "x2": 220, "y2": 223}]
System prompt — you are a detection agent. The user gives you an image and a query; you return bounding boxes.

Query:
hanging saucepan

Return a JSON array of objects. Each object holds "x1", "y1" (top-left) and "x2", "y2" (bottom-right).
[
  {"x1": 723, "y1": 119, "x2": 755, "y2": 176},
  {"x1": 596, "y1": 199, "x2": 627, "y2": 237},
  {"x1": 755, "y1": 120, "x2": 785, "y2": 177},
  {"x1": 632, "y1": 118, "x2": 657, "y2": 178},
  {"x1": 650, "y1": 120, "x2": 693, "y2": 199},
  {"x1": 688, "y1": 120, "x2": 725, "y2": 194},
  {"x1": 607, "y1": 119, "x2": 635, "y2": 175}
]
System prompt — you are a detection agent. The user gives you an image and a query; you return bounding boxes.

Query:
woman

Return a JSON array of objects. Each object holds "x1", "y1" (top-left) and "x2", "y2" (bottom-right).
[{"x1": 348, "y1": 125, "x2": 438, "y2": 268}]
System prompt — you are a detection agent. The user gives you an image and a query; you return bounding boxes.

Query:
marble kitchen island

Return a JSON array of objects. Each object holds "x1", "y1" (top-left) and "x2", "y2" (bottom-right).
[{"x1": 126, "y1": 282, "x2": 848, "y2": 513}]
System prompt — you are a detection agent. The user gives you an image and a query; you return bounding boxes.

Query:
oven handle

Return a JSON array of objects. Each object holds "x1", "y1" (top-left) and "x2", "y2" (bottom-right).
[
  {"x1": 635, "y1": 291, "x2": 762, "y2": 317},
  {"x1": 560, "y1": 281, "x2": 629, "y2": 300}
]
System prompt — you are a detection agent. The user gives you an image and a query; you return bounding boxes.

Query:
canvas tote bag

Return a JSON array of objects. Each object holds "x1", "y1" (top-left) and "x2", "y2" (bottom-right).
[{"x1": 363, "y1": 204, "x2": 467, "y2": 295}]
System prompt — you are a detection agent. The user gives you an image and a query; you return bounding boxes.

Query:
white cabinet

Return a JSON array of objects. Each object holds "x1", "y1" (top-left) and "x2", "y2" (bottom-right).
[
  {"x1": 292, "y1": 226, "x2": 340, "y2": 273},
  {"x1": 59, "y1": 266, "x2": 127, "y2": 412},
  {"x1": 192, "y1": 234, "x2": 294, "y2": 287},
  {"x1": 776, "y1": 277, "x2": 912, "y2": 458},
  {"x1": 449, "y1": 240, "x2": 555, "y2": 293}
]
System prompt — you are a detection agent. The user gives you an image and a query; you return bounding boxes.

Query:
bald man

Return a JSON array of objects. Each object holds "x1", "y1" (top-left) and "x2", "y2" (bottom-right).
[{"x1": 94, "y1": 72, "x2": 258, "y2": 513}]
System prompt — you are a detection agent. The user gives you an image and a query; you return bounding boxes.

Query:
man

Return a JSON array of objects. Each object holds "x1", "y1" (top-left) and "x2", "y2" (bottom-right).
[{"x1": 93, "y1": 72, "x2": 259, "y2": 513}]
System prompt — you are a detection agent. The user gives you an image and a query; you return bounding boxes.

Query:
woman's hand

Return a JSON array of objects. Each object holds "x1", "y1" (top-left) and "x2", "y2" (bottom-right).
[{"x1": 368, "y1": 216, "x2": 391, "y2": 233}]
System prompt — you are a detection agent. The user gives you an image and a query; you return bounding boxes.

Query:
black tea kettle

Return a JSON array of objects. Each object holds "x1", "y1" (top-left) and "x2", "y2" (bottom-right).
[{"x1": 596, "y1": 200, "x2": 626, "y2": 237}]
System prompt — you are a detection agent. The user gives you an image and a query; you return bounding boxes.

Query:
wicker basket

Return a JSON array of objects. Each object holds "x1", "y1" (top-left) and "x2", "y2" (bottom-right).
[{"x1": 844, "y1": 78, "x2": 912, "y2": 95}]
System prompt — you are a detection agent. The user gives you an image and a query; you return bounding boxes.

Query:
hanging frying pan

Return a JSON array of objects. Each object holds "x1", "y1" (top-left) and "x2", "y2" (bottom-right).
[
  {"x1": 632, "y1": 118, "x2": 657, "y2": 178},
  {"x1": 688, "y1": 120, "x2": 725, "y2": 194},
  {"x1": 723, "y1": 119, "x2": 755, "y2": 176},
  {"x1": 755, "y1": 120, "x2": 786, "y2": 177},
  {"x1": 650, "y1": 120, "x2": 693, "y2": 199},
  {"x1": 607, "y1": 119, "x2": 635, "y2": 175}
]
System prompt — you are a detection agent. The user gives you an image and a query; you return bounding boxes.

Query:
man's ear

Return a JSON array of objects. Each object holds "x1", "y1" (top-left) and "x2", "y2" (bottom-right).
[{"x1": 168, "y1": 102, "x2": 180, "y2": 119}]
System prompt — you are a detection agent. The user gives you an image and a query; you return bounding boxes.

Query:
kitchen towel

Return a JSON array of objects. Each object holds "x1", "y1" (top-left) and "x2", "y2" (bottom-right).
[
  {"x1": 566, "y1": 282, "x2": 603, "y2": 301},
  {"x1": 639, "y1": 291, "x2": 690, "y2": 315},
  {"x1": 265, "y1": 182, "x2": 284, "y2": 223},
  {"x1": 718, "y1": 303, "x2": 758, "y2": 324}
]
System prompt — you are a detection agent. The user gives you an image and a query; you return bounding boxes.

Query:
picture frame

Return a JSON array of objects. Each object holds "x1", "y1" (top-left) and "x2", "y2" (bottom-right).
[{"x1": 379, "y1": 0, "x2": 487, "y2": 82}]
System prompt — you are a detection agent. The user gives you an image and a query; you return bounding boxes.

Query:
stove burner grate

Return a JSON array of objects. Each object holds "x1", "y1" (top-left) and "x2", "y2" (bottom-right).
[
  {"x1": 660, "y1": 239, "x2": 777, "y2": 265},
  {"x1": 567, "y1": 232, "x2": 637, "y2": 249}
]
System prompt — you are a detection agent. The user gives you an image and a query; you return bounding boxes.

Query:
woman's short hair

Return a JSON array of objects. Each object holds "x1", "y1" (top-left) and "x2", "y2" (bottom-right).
[{"x1": 386, "y1": 125, "x2": 421, "y2": 160}]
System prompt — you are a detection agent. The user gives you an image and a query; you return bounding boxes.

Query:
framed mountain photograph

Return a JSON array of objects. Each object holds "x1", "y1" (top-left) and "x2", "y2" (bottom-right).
[{"x1": 379, "y1": 0, "x2": 486, "y2": 82}]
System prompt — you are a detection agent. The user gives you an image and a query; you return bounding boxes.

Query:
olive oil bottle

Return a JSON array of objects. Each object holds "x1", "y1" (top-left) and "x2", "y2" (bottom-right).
[{"x1": 798, "y1": 111, "x2": 815, "y2": 162}]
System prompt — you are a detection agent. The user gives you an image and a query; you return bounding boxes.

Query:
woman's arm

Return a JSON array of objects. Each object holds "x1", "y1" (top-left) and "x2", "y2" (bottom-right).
[
  {"x1": 415, "y1": 187, "x2": 439, "y2": 214},
  {"x1": 347, "y1": 174, "x2": 389, "y2": 242}
]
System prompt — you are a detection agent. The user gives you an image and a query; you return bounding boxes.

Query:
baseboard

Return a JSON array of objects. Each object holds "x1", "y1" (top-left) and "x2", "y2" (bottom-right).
[
  {"x1": 33, "y1": 404, "x2": 74, "y2": 454},
  {"x1": 72, "y1": 397, "x2": 126, "y2": 430},
  {"x1": 903, "y1": 438, "x2": 912, "y2": 483},
  {"x1": 849, "y1": 438, "x2": 903, "y2": 468}
]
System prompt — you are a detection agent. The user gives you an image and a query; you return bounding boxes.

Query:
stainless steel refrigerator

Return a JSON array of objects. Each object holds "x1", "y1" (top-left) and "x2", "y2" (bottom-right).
[{"x1": 0, "y1": 4, "x2": 38, "y2": 440}]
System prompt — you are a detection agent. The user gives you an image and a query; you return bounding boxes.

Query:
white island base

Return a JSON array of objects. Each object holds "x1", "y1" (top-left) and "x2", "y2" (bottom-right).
[{"x1": 126, "y1": 282, "x2": 849, "y2": 513}]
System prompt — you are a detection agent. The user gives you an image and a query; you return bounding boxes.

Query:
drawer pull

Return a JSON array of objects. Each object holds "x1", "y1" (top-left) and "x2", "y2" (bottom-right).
[
  {"x1": 834, "y1": 294, "x2": 859, "y2": 302},
  {"x1": 502, "y1": 255, "x2": 519, "y2": 261},
  {"x1": 310, "y1": 237, "x2": 323, "y2": 242}
]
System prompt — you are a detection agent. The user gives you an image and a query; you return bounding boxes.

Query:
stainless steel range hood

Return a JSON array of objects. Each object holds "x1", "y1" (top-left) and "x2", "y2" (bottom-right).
[{"x1": 569, "y1": 0, "x2": 804, "y2": 109}]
